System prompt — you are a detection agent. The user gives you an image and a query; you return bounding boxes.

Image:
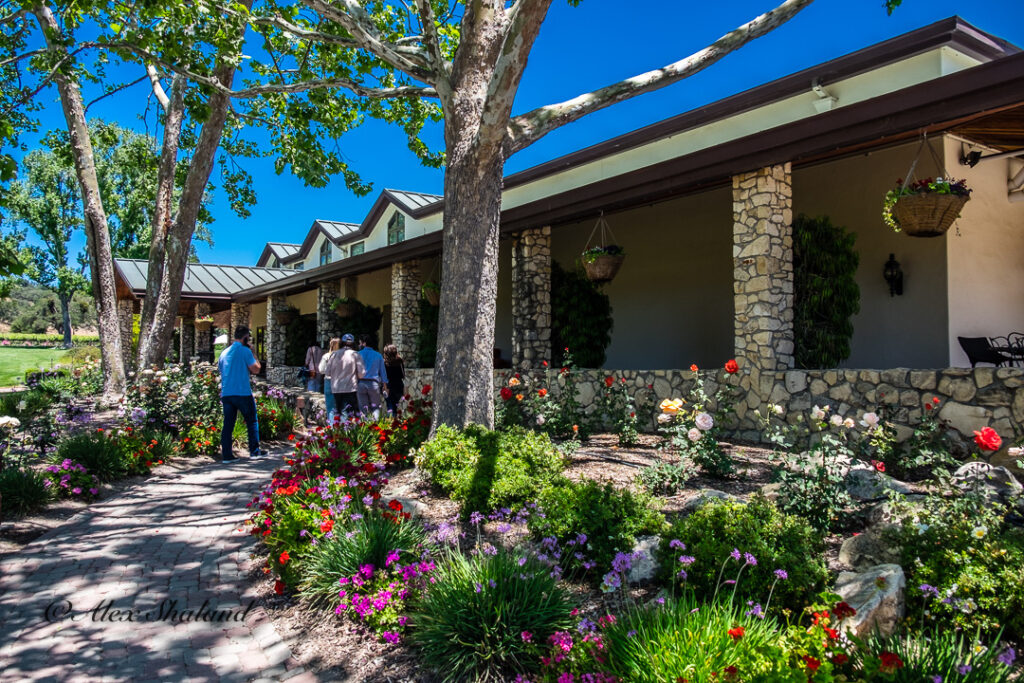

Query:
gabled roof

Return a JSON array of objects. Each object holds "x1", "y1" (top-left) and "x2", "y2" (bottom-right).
[
  {"x1": 287, "y1": 219, "x2": 362, "y2": 264},
  {"x1": 114, "y1": 258, "x2": 292, "y2": 300},
  {"x1": 385, "y1": 189, "x2": 443, "y2": 214},
  {"x1": 256, "y1": 242, "x2": 301, "y2": 267}
]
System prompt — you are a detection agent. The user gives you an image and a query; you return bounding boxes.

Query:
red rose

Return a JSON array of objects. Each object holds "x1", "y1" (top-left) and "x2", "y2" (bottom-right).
[
  {"x1": 500, "y1": 387, "x2": 513, "y2": 401},
  {"x1": 932, "y1": 396, "x2": 940, "y2": 404},
  {"x1": 538, "y1": 388, "x2": 548, "y2": 397},
  {"x1": 974, "y1": 426, "x2": 1002, "y2": 452},
  {"x1": 871, "y1": 460, "x2": 885, "y2": 473},
  {"x1": 832, "y1": 654, "x2": 848, "y2": 666},
  {"x1": 279, "y1": 551, "x2": 290, "y2": 564},
  {"x1": 274, "y1": 580, "x2": 285, "y2": 595},
  {"x1": 690, "y1": 364, "x2": 699, "y2": 372},
  {"x1": 879, "y1": 652, "x2": 903, "y2": 672},
  {"x1": 727, "y1": 626, "x2": 744, "y2": 641},
  {"x1": 724, "y1": 359, "x2": 739, "y2": 374},
  {"x1": 832, "y1": 601, "x2": 857, "y2": 619},
  {"x1": 421, "y1": 384, "x2": 432, "y2": 395},
  {"x1": 803, "y1": 656, "x2": 820, "y2": 672},
  {"x1": 605, "y1": 376, "x2": 614, "y2": 387}
]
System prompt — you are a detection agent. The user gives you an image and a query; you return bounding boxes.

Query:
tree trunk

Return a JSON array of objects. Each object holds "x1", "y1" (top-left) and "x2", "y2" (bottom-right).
[
  {"x1": 33, "y1": 4, "x2": 125, "y2": 397},
  {"x1": 59, "y1": 292, "x2": 72, "y2": 349},
  {"x1": 432, "y1": 145, "x2": 506, "y2": 429}
]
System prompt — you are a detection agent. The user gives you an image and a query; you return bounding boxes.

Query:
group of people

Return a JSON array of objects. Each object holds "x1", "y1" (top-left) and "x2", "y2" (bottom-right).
[
  {"x1": 215, "y1": 325, "x2": 407, "y2": 464},
  {"x1": 304, "y1": 334, "x2": 405, "y2": 422}
]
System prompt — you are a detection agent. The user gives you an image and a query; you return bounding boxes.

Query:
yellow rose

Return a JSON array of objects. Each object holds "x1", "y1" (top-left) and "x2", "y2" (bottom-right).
[{"x1": 659, "y1": 398, "x2": 684, "y2": 414}]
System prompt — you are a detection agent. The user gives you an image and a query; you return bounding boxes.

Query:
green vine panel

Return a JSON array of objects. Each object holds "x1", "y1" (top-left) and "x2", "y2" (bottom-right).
[
  {"x1": 416, "y1": 300, "x2": 439, "y2": 368},
  {"x1": 551, "y1": 261, "x2": 613, "y2": 368},
  {"x1": 793, "y1": 213, "x2": 861, "y2": 369}
]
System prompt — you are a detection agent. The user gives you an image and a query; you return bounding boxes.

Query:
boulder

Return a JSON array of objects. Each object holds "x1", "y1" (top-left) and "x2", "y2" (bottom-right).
[
  {"x1": 681, "y1": 489, "x2": 740, "y2": 514},
  {"x1": 834, "y1": 564, "x2": 905, "y2": 639},
  {"x1": 844, "y1": 465, "x2": 912, "y2": 501},
  {"x1": 627, "y1": 536, "x2": 661, "y2": 584},
  {"x1": 952, "y1": 461, "x2": 1023, "y2": 502},
  {"x1": 838, "y1": 531, "x2": 900, "y2": 571},
  {"x1": 391, "y1": 496, "x2": 428, "y2": 519},
  {"x1": 759, "y1": 482, "x2": 783, "y2": 503}
]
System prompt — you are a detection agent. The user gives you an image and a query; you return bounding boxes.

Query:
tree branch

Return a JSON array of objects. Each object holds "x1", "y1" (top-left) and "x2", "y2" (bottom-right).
[
  {"x1": 300, "y1": 0, "x2": 435, "y2": 82},
  {"x1": 146, "y1": 64, "x2": 170, "y2": 109},
  {"x1": 414, "y1": 0, "x2": 451, "y2": 95},
  {"x1": 104, "y1": 41, "x2": 439, "y2": 99},
  {"x1": 485, "y1": 0, "x2": 551, "y2": 127},
  {"x1": 0, "y1": 48, "x2": 45, "y2": 68},
  {"x1": 85, "y1": 73, "x2": 148, "y2": 112},
  {"x1": 507, "y1": 0, "x2": 815, "y2": 153}
]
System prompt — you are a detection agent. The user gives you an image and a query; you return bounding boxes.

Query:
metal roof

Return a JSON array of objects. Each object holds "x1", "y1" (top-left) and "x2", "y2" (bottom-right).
[
  {"x1": 267, "y1": 243, "x2": 301, "y2": 260},
  {"x1": 115, "y1": 259, "x2": 293, "y2": 298},
  {"x1": 385, "y1": 189, "x2": 443, "y2": 213},
  {"x1": 314, "y1": 220, "x2": 361, "y2": 245}
]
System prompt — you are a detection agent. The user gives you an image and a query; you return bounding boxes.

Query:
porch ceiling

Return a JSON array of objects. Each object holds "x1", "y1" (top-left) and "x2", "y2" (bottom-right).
[{"x1": 951, "y1": 103, "x2": 1024, "y2": 151}]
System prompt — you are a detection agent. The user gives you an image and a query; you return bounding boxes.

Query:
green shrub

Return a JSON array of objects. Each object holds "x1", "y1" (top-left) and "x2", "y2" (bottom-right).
[
  {"x1": 657, "y1": 496, "x2": 827, "y2": 613},
  {"x1": 415, "y1": 425, "x2": 564, "y2": 515},
  {"x1": 888, "y1": 493, "x2": 1024, "y2": 641},
  {"x1": 300, "y1": 511, "x2": 427, "y2": 608},
  {"x1": 0, "y1": 389, "x2": 53, "y2": 418},
  {"x1": 53, "y1": 431, "x2": 128, "y2": 481},
  {"x1": 851, "y1": 627, "x2": 1017, "y2": 683},
  {"x1": 0, "y1": 468, "x2": 51, "y2": 513},
  {"x1": 529, "y1": 478, "x2": 664, "y2": 579},
  {"x1": 637, "y1": 459, "x2": 697, "y2": 495},
  {"x1": 65, "y1": 345, "x2": 101, "y2": 363},
  {"x1": 602, "y1": 594, "x2": 797, "y2": 683},
  {"x1": 410, "y1": 549, "x2": 574, "y2": 682},
  {"x1": 234, "y1": 397, "x2": 296, "y2": 441}
]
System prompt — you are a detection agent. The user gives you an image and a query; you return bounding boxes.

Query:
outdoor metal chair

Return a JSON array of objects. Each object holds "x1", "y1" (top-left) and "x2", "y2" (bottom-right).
[{"x1": 958, "y1": 336, "x2": 1013, "y2": 368}]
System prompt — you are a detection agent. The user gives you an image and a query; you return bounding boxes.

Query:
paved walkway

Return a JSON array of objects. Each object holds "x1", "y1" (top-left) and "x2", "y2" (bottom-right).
[{"x1": 0, "y1": 449, "x2": 312, "y2": 682}]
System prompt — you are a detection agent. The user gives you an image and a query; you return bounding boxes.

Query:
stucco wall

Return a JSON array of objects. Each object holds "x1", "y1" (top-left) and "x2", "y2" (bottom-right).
[
  {"x1": 550, "y1": 188, "x2": 734, "y2": 370},
  {"x1": 793, "y1": 141, "x2": 948, "y2": 368},
  {"x1": 945, "y1": 143, "x2": 1024, "y2": 366},
  {"x1": 286, "y1": 289, "x2": 317, "y2": 315}
]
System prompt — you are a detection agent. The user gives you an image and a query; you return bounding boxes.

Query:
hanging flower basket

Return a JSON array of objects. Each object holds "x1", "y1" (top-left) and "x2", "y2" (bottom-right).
[
  {"x1": 890, "y1": 192, "x2": 970, "y2": 238},
  {"x1": 194, "y1": 317, "x2": 213, "y2": 331},
  {"x1": 582, "y1": 246, "x2": 625, "y2": 283},
  {"x1": 421, "y1": 282, "x2": 441, "y2": 306},
  {"x1": 274, "y1": 308, "x2": 297, "y2": 325},
  {"x1": 332, "y1": 297, "x2": 358, "y2": 318}
]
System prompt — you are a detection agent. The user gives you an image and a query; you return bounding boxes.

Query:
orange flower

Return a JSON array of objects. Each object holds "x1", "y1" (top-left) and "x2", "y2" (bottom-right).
[
  {"x1": 515, "y1": 393, "x2": 524, "y2": 401},
  {"x1": 538, "y1": 388, "x2": 548, "y2": 397}
]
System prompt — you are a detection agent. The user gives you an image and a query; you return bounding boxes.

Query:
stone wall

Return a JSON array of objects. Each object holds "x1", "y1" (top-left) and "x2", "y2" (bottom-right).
[
  {"x1": 391, "y1": 260, "x2": 421, "y2": 367},
  {"x1": 400, "y1": 366, "x2": 1023, "y2": 457},
  {"x1": 266, "y1": 365, "x2": 304, "y2": 388},
  {"x1": 229, "y1": 302, "x2": 250, "y2": 337},
  {"x1": 117, "y1": 299, "x2": 134, "y2": 369},
  {"x1": 180, "y1": 320, "x2": 195, "y2": 370},
  {"x1": 511, "y1": 226, "x2": 552, "y2": 369},
  {"x1": 266, "y1": 294, "x2": 289, "y2": 369},
  {"x1": 317, "y1": 280, "x2": 340, "y2": 343}
]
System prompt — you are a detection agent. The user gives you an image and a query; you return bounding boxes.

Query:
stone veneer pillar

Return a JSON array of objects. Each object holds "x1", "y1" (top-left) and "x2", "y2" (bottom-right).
[
  {"x1": 511, "y1": 226, "x2": 552, "y2": 369},
  {"x1": 317, "y1": 280, "x2": 340, "y2": 344},
  {"x1": 180, "y1": 318, "x2": 195, "y2": 368},
  {"x1": 732, "y1": 163, "x2": 795, "y2": 404},
  {"x1": 194, "y1": 302, "x2": 213, "y2": 362},
  {"x1": 117, "y1": 299, "x2": 134, "y2": 369},
  {"x1": 229, "y1": 302, "x2": 250, "y2": 337},
  {"x1": 391, "y1": 259, "x2": 421, "y2": 367},
  {"x1": 266, "y1": 294, "x2": 288, "y2": 369}
]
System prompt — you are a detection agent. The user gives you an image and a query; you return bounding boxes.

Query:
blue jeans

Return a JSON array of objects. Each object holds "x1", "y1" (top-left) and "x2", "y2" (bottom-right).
[
  {"x1": 324, "y1": 377, "x2": 336, "y2": 421},
  {"x1": 221, "y1": 395, "x2": 259, "y2": 460}
]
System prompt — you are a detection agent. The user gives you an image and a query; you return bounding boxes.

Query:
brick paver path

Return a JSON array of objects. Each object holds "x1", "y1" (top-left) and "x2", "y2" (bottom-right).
[{"x1": 0, "y1": 450, "x2": 312, "y2": 682}]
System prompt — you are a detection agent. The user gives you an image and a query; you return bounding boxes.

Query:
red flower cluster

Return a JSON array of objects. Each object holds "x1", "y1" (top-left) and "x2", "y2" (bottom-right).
[
  {"x1": 879, "y1": 651, "x2": 904, "y2": 673},
  {"x1": 727, "y1": 626, "x2": 744, "y2": 641}
]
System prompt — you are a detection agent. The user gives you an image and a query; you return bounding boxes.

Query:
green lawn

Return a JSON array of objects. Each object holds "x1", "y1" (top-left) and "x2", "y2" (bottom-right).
[{"x1": 0, "y1": 347, "x2": 69, "y2": 387}]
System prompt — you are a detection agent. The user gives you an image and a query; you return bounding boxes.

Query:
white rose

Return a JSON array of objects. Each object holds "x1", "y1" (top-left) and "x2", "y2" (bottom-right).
[
  {"x1": 830, "y1": 414, "x2": 843, "y2": 427},
  {"x1": 1008, "y1": 447, "x2": 1023, "y2": 458},
  {"x1": 0, "y1": 416, "x2": 20, "y2": 429},
  {"x1": 536, "y1": 415, "x2": 546, "y2": 426},
  {"x1": 811, "y1": 405, "x2": 826, "y2": 421},
  {"x1": 687, "y1": 427, "x2": 702, "y2": 443},
  {"x1": 860, "y1": 412, "x2": 880, "y2": 429},
  {"x1": 657, "y1": 413, "x2": 674, "y2": 425},
  {"x1": 843, "y1": 418, "x2": 855, "y2": 429},
  {"x1": 773, "y1": 404, "x2": 785, "y2": 416},
  {"x1": 694, "y1": 412, "x2": 714, "y2": 431}
]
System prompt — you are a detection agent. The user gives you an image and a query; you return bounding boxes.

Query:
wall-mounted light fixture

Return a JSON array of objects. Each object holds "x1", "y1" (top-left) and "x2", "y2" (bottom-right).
[{"x1": 883, "y1": 253, "x2": 904, "y2": 297}]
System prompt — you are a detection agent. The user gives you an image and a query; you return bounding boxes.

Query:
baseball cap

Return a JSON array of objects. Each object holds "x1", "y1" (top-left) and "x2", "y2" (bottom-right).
[{"x1": 341, "y1": 333, "x2": 355, "y2": 343}]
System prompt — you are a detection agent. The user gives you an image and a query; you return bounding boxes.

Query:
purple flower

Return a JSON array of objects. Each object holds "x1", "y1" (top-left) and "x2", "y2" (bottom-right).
[
  {"x1": 669, "y1": 539, "x2": 685, "y2": 550},
  {"x1": 957, "y1": 665, "x2": 972, "y2": 675},
  {"x1": 745, "y1": 602, "x2": 764, "y2": 619},
  {"x1": 385, "y1": 550, "x2": 401, "y2": 567},
  {"x1": 998, "y1": 647, "x2": 1016, "y2": 667},
  {"x1": 931, "y1": 676, "x2": 942, "y2": 683},
  {"x1": 626, "y1": 629, "x2": 637, "y2": 638},
  {"x1": 469, "y1": 511, "x2": 484, "y2": 525},
  {"x1": 474, "y1": 582, "x2": 482, "y2": 593},
  {"x1": 743, "y1": 552, "x2": 757, "y2": 566},
  {"x1": 678, "y1": 555, "x2": 695, "y2": 566},
  {"x1": 730, "y1": 548, "x2": 741, "y2": 561},
  {"x1": 381, "y1": 631, "x2": 400, "y2": 644},
  {"x1": 488, "y1": 579, "x2": 496, "y2": 588},
  {"x1": 577, "y1": 618, "x2": 596, "y2": 633},
  {"x1": 521, "y1": 630, "x2": 532, "y2": 642},
  {"x1": 919, "y1": 584, "x2": 940, "y2": 599},
  {"x1": 774, "y1": 569, "x2": 788, "y2": 580},
  {"x1": 517, "y1": 556, "x2": 527, "y2": 567}
]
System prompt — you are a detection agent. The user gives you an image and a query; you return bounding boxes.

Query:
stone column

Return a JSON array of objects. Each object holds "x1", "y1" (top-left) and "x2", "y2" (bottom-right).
[
  {"x1": 229, "y1": 302, "x2": 251, "y2": 337},
  {"x1": 732, "y1": 163, "x2": 795, "y2": 401},
  {"x1": 391, "y1": 259, "x2": 421, "y2": 367},
  {"x1": 117, "y1": 298, "x2": 134, "y2": 369},
  {"x1": 194, "y1": 302, "x2": 213, "y2": 362},
  {"x1": 180, "y1": 318, "x2": 195, "y2": 369},
  {"x1": 511, "y1": 226, "x2": 552, "y2": 369},
  {"x1": 266, "y1": 294, "x2": 289, "y2": 369},
  {"x1": 317, "y1": 280, "x2": 341, "y2": 344}
]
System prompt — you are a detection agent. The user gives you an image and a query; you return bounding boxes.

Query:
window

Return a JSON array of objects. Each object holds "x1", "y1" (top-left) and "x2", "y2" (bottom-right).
[
  {"x1": 319, "y1": 240, "x2": 332, "y2": 266},
  {"x1": 269, "y1": 257, "x2": 279, "y2": 269},
  {"x1": 387, "y1": 212, "x2": 405, "y2": 245},
  {"x1": 292, "y1": 262, "x2": 305, "y2": 271},
  {"x1": 351, "y1": 241, "x2": 365, "y2": 256}
]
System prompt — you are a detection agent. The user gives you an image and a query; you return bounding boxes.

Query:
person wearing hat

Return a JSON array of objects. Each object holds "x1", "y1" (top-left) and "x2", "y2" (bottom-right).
[{"x1": 324, "y1": 333, "x2": 364, "y2": 418}]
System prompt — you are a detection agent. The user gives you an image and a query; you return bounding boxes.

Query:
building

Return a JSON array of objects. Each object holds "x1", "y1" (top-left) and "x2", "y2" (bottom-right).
[{"x1": 114, "y1": 17, "x2": 1024, "y2": 449}]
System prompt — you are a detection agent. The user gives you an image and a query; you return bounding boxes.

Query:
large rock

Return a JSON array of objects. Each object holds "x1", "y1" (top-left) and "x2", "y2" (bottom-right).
[
  {"x1": 759, "y1": 482, "x2": 783, "y2": 503},
  {"x1": 627, "y1": 536, "x2": 660, "y2": 584},
  {"x1": 838, "y1": 531, "x2": 900, "y2": 571},
  {"x1": 834, "y1": 564, "x2": 905, "y2": 639},
  {"x1": 845, "y1": 465, "x2": 912, "y2": 501},
  {"x1": 681, "y1": 489, "x2": 740, "y2": 514},
  {"x1": 952, "y1": 461, "x2": 1023, "y2": 502}
]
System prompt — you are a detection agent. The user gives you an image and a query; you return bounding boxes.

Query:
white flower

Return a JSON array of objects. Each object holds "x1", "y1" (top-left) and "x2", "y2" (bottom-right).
[
  {"x1": 656, "y1": 412, "x2": 674, "y2": 425},
  {"x1": 0, "y1": 416, "x2": 20, "y2": 429},
  {"x1": 1009, "y1": 447, "x2": 1023, "y2": 458},
  {"x1": 971, "y1": 525, "x2": 987, "y2": 540},
  {"x1": 915, "y1": 523, "x2": 930, "y2": 535},
  {"x1": 860, "y1": 411, "x2": 880, "y2": 429},
  {"x1": 830, "y1": 414, "x2": 843, "y2": 427},
  {"x1": 687, "y1": 427, "x2": 702, "y2": 443},
  {"x1": 961, "y1": 598, "x2": 977, "y2": 614},
  {"x1": 694, "y1": 412, "x2": 714, "y2": 431},
  {"x1": 536, "y1": 415, "x2": 546, "y2": 426},
  {"x1": 811, "y1": 405, "x2": 827, "y2": 421},
  {"x1": 16, "y1": 401, "x2": 26, "y2": 412},
  {"x1": 843, "y1": 418, "x2": 855, "y2": 429},
  {"x1": 773, "y1": 404, "x2": 785, "y2": 416},
  {"x1": 141, "y1": 369, "x2": 154, "y2": 376}
]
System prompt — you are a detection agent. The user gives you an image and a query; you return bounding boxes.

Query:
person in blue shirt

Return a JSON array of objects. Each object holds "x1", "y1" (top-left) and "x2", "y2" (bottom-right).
[
  {"x1": 357, "y1": 333, "x2": 389, "y2": 419},
  {"x1": 218, "y1": 326, "x2": 265, "y2": 463}
]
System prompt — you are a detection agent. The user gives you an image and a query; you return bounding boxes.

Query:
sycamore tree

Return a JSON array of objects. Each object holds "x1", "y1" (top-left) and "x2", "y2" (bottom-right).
[{"x1": 6, "y1": 146, "x2": 89, "y2": 346}]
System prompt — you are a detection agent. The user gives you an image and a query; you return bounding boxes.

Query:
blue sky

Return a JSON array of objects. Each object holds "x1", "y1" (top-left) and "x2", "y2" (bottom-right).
[{"x1": 16, "y1": 1, "x2": 1024, "y2": 266}]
